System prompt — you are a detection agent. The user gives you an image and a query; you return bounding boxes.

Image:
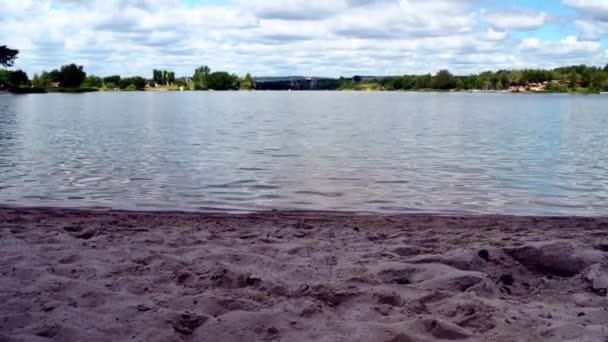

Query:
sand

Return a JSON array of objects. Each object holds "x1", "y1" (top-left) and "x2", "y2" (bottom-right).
[{"x1": 0, "y1": 208, "x2": 607, "y2": 342}]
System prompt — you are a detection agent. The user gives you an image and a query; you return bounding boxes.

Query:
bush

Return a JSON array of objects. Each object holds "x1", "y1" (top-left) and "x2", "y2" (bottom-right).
[{"x1": 544, "y1": 82, "x2": 568, "y2": 93}]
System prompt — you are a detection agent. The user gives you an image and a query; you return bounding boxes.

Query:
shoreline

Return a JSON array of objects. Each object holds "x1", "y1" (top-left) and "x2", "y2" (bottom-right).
[
  {"x1": 1, "y1": 207, "x2": 607, "y2": 341},
  {"x1": 1, "y1": 205, "x2": 607, "y2": 218},
  {"x1": 7, "y1": 88, "x2": 608, "y2": 95}
]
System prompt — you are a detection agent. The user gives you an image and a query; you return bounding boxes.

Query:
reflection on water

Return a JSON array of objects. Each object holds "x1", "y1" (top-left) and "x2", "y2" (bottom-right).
[{"x1": 1, "y1": 91, "x2": 607, "y2": 215}]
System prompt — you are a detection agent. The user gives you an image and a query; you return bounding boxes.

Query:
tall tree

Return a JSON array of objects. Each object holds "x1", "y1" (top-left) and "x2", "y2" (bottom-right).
[
  {"x1": 193, "y1": 65, "x2": 211, "y2": 87},
  {"x1": 58, "y1": 64, "x2": 86, "y2": 87},
  {"x1": 581, "y1": 68, "x2": 592, "y2": 88},
  {"x1": 9, "y1": 70, "x2": 29, "y2": 86},
  {"x1": 32, "y1": 71, "x2": 52, "y2": 88},
  {"x1": 0, "y1": 46, "x2": 19, "y2": 67},
  {"x1": 415, "y1": 74, "x2": 432, "y2": 89},
  {"x1": 152, "y1": 69, "x2": 162, "y2": 85},
  {"x1": 240, "y1": 73, "x2": 255, "y2": 90},
  {"x1": 432, "y1": 69, "x2": 456, "y2": 90},
  {"x1": 168, "y1": 71, "x2": 175, "y2": 84},
  {"x1": 567, "y1": 71, "x2": 579, "y2": 87}
]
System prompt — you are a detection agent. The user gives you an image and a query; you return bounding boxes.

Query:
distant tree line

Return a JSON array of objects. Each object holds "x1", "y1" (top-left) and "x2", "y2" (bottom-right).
[
  {"x1": 2, "y1": 63, "x2": 250, "y2": 93},
  {"x1": 3, "y1": 44, "x2": 608, "y2": 94},
  {"x1": 344, "y1": 65, "x2": 608, "y2": 93}
]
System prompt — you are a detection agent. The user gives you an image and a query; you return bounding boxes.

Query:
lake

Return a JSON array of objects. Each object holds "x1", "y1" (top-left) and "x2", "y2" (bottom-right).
[{"x1": 1, "y1": 91, "x2": 607, "y2": 215}]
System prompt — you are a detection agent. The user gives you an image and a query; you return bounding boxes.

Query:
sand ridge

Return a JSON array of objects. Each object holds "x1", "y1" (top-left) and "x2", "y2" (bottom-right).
[{"x1": 0, "y1": 208, "x2": 607, "y2": 341}]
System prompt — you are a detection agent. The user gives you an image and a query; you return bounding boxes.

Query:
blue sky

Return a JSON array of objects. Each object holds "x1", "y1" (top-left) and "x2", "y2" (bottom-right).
[{"x1": 2, "y1": 0, "x2": 607, "y2": 77}]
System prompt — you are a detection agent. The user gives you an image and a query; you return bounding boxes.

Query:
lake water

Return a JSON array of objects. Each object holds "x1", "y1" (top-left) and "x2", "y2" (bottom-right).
[{"x1": 1, "y1": 91, "x2": 607, "y2": 215}]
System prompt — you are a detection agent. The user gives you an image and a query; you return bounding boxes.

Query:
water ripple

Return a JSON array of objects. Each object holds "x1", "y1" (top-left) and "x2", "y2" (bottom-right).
[{"x1": 1, "y1": 92, "x2": 608, "y2": 215}]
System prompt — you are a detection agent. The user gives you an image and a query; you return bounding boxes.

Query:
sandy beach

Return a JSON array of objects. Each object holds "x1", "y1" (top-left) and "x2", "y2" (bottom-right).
[{"x1": 0, "y1": 208, "x2": 607, "y2": 341}]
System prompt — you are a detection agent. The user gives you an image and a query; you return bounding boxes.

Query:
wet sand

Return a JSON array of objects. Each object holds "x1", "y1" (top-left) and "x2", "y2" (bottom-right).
[{"x1": 1, "y1": 208, "x2": 607, "y2": 341}]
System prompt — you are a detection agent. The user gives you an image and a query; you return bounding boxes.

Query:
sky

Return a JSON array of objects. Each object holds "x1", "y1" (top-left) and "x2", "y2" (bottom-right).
[{"x1": 1, "y1": 0, "x2": 607, "y2": 78}]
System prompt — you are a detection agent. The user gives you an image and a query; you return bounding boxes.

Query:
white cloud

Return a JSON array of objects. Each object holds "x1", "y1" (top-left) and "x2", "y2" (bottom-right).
[
  {"x1": 564, "y1": 0, "x2": 608, "y2": 42},
  {"x1": 563, "y1": 0, "x2": 608, "y2": 20},
  {"x1": 517, "y1": 36, "x2": 606, "y2": 68},
  {"x1": 481, "y1": 10, "x2": 547, "y2": 31},
  {"x1": 575, "y1": 19, "x2": 608, "y2": 41},
  {"x1": 486, "y1": 28, "x2": 508, "y2": 41},
  {"x1": 0, "y1": 0, "x2": 605, "y2": 77}
]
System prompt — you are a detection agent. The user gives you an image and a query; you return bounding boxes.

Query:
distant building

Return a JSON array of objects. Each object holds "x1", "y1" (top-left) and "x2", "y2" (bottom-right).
[{"x1": 50, "y1": 82, "x2": 60, "y2": 88}]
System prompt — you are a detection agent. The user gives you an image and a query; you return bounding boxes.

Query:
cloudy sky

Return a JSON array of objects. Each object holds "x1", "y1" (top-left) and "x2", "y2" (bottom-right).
[{"x1": 2, "y1": 0, "x2": 608, "y2": 78}]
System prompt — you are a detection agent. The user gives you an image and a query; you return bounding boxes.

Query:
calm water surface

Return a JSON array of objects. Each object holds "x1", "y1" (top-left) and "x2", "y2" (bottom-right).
[{"x1": 1, "y1": 91, "x2": 607, "y2": 215}]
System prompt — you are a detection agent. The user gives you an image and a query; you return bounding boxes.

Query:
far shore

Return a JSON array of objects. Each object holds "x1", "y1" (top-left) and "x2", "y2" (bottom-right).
[
  {"x1": 1, "y1": 207, "x2": 607, "y2": 341},
  {"x1": 7, "y1": 87, "x2": 608, "y2": 95}
]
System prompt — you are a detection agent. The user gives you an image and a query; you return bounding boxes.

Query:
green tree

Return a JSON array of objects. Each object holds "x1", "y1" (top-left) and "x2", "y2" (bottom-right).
[
  {"x1": 82, "y1": 75, "x2": 103, "y2": 88},
  {"x1": 119, "y1": 76, "x2": 146, "y2": 90},
  {"x1": 58, "y1": 64, "x2": 86, "y2": 87},
  {"x1": 0, "y1": 69, "x2": 12, "y2": 86},
  {"x1": 567, "y1": 71, "x2": 579, "y2": 88},
  {"x1": 498, "y1": 71, "x2": 511, "y2": 88},
  {"x1": 193, "y1": 65, "x2": 211, "y2": 88},
  {"x1": 432, "y1": 69, "x2": 455, "y2": 90},
  {"x1": 162, "y1": 70, "x2": 168, "y2": 85},
  {"x1": 32, "y1": 71, "x2": 52, "y2": 88},
  {"x1": 168, "y1": 71, "x2": 175, "y2": 84},
  {"x1": 9, "y1": 69, "x2": 28, "y2": 86},
  {"x1": 240, "y1": 73, "x2": 255, "y2": 90},
  {"x1": 477, "y1": 71, "x2": 494, "y2": 89},
  {"x1": 152, "y1": 69, "x2": 162, "y2": 85},
  {"x1": 206, "y1": 71, "x2": 240, "y2": 90},
  {"x1": 510, "y1": 70, "x2": 524, "y2": 86},
  {"x1": 591, "y1": 72, "x2": 606, "y2": 89},
  {"x1": 0, "y1": 46, "x2": 19, "y2": 67},
  {"x1": 49, "y1": 70, "x2": 61, "y2": 83},
  {"x1": 103, "y1": 75, "x2": 121, "y2": 86},
  {"x1": 415, "y1": 74, "x2": 432, "y2": 89},
  {"x1": 31, "y1": 73, "x2": 40, "y2": 87},
  {"x1": 581, "y1": 69, "x2": 592, "y2": 88},
  {"x1": 401, "y1": 75, "x2": 416, "y2": 90}
]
